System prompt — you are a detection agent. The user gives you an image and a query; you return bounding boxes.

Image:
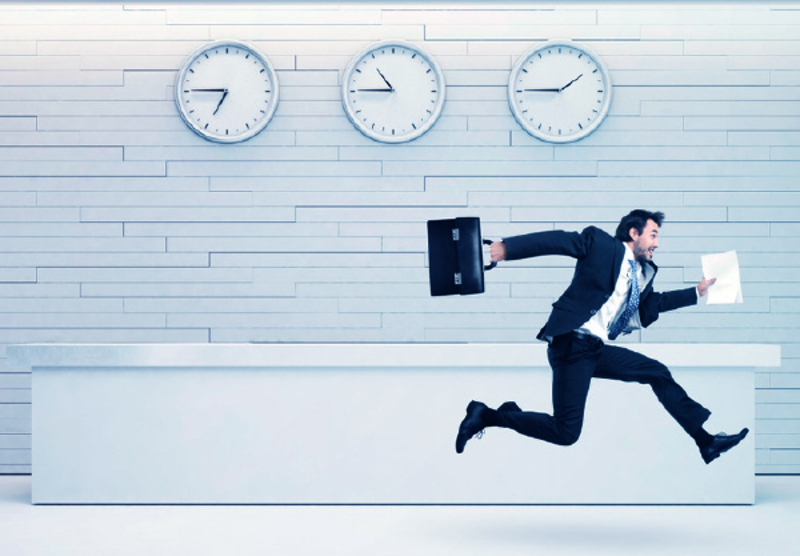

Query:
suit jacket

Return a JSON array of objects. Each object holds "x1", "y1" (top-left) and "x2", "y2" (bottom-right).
[{"x1": 502, "y1": 226, "x2": 697, "y2": 340}]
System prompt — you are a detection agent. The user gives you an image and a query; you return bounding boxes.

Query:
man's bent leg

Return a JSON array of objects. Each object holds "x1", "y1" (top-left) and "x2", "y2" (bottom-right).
[
  {"x1": 593, "y1": 345, "x2": 711, "y2": 436},
  {"x1": 490, "y1": 333, "x2": 602, "y2": 446}
]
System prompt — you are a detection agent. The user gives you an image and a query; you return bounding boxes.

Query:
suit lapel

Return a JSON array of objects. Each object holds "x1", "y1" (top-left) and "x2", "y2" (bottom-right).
[{"x1": 612, "y1": 240, "x2": 625, "y2": 288}]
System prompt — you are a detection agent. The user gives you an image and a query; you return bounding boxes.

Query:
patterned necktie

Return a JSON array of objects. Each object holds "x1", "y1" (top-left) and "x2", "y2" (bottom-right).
[{"x1": 608, "y1": 260, "x2": 640, "y2": 340}]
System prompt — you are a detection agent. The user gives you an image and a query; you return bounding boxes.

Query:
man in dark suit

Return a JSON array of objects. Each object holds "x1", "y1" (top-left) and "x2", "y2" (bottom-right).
[{"x1": 455, "y1": 210, "x2": 748, "y2": 464}]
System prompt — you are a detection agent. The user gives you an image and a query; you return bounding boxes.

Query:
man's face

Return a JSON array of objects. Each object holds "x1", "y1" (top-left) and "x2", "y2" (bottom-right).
[{"x1": 630, "y1": 219, "x2": 659, "y2": 262}]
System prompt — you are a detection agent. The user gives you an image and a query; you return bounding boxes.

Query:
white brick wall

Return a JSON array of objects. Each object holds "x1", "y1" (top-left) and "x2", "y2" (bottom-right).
[{"x1": 0, "y1": 2, "x2": 798, "y2": 474}]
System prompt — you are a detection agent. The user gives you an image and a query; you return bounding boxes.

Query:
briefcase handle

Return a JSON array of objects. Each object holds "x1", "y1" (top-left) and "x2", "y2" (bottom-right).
[{"x1": 483, "y1": 239, "x2": 497, "y2": 271}]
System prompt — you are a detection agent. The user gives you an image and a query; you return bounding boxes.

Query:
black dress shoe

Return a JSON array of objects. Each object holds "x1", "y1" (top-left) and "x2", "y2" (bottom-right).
[
  {"x1": 700, "y1": 428, "x2": 749, "y2": 464},
  {"x1": 497, "y1": 401, "x2": 522, "y2": 412},
  {"x1": 455, "y1": 400, "x2": 487, "y2": 454}
]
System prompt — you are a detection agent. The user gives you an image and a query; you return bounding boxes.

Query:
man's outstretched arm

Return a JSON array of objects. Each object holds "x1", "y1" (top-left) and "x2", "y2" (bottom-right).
[
  {"x1": 639, "y1": 277, "x2": 718, "y2": 328},
  {"x1": 491, "y1": 227, "x2": 600, "y2": 263}
]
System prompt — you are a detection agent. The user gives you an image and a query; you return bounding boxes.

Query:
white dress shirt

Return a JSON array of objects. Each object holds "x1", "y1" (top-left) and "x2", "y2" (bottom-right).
[{"x1": 577, "y1": 244, "x2": 654, "y2": 342}]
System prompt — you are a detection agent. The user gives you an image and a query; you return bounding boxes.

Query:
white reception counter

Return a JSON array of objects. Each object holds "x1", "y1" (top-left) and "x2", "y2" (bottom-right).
[{"x1": 9, "y1": 343, "x2": 780, "y2": 505}]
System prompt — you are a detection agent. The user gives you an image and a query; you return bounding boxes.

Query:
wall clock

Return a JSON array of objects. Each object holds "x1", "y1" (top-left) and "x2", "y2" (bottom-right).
[
  {"x1": 175, "y1": 40, "x2": 279, "y2": 143},
  {"x1": 508, "y1": 40, "x2": 612, "y2": 143},
  {"x1": 341, "y1": 40, "x2": 446, "y2": 144}
]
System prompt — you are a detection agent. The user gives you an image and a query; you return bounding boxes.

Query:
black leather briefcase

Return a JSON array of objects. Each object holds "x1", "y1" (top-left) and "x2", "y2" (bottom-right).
[{"x1": 427, "y1": 217, "x2": 496, "y2": 296}]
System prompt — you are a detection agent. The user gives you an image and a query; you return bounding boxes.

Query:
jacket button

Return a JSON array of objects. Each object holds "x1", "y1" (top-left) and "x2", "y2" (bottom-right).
[
  {"x1": 590, "y1": 310, "x2": 597, "y2": 315},
  {"x1": 604, "y1": 294, "x2": 610, "y2": 299}
]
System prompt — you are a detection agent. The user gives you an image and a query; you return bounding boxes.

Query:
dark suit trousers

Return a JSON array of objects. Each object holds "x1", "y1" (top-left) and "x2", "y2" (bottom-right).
[{"x1": 492, "y1": 332, "x2": 711, "y2": 446}]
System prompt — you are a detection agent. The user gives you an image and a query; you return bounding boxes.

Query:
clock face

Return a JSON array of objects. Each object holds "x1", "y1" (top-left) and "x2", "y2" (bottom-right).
[
  {"x1": 175, "y1": 40, "x2": 279, "y2": 143},
  {"x1": 342, "y1": 41, "x2": 446, "y2": 143},
  {"x1": 508, "y1": 40, "x2": 612, "y2": 143}
]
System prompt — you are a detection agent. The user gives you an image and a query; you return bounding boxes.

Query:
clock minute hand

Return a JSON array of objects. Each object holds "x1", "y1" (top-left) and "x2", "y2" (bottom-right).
[
  {"x1": 356, "y1": 88, "x2": 394, "y2": 92},
  {"x1": 522, "y1": 88, "x2": 561, "y2": 92}
]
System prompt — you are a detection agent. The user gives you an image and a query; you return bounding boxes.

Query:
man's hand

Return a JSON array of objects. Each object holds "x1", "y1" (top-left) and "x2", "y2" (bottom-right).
[
  {"x1": 697, "y1": 277, "x2": 717, "y2": 297},
  {"x1": 490, "y1": 241, "x2": 507, "y2": 263}
]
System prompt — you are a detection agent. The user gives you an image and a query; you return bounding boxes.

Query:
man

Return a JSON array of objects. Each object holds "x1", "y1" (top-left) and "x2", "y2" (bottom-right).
[{"x1": 455, "y1": 210, "x2": 748, "y2": 465}]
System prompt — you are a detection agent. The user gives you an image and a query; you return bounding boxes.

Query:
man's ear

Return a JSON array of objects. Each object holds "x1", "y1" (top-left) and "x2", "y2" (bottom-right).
[{"x1": 628, "y1": 227, "x2": 639, "y2": 241}]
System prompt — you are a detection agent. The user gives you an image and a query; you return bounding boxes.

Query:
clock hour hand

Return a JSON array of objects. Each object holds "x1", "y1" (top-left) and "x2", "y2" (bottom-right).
[
  {"x1": 375, "y1": 68, "x2": 394, "y2": 91},
  {"x1": 559, "y1": 73, "x2": 584, "y2": 92},
  {"x1": 212, "y1": 89, "x2": 229, "y2": 116}
]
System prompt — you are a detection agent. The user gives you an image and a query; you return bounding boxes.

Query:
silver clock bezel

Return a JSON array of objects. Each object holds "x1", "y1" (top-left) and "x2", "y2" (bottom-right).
[
  {"x1": 341, "y1": 40, "x2": 446, "y2": 144},
  {"x1": 508, "y1": 39, "x2": 612, "y2": 144},
  {"x1": 175, "y1": 40, "x2": 280, "y2": 144}
]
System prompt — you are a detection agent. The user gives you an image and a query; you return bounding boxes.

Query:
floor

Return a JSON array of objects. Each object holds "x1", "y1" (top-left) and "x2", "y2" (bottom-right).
[{"x1": 0, "y1": 476, "x2": 798, "y2": 556}]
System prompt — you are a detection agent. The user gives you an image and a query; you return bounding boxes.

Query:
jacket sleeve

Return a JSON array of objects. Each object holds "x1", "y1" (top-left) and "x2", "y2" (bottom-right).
[
  {"x1": 502, "y1": 227, "x2": 599, "y2": 261},
  {"x1": 639, "y1": 287, "x2": 698, "y2": 329}
]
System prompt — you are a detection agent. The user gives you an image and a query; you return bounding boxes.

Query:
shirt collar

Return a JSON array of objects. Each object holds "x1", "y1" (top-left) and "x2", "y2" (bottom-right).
[{"x1": 623, "y1": 243, "x2": 657, "y2": 280}]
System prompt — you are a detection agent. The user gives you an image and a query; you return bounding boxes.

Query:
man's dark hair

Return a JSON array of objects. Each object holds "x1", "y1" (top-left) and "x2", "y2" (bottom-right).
[{"x1": 615, "y1": 210, "x2": 665, "y2": 242}]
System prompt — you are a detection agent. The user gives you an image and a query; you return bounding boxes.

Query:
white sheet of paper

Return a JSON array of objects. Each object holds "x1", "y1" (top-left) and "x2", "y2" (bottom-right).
[{"x1": 701, "y1": 250, "x2": 743, "y2": 304}]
